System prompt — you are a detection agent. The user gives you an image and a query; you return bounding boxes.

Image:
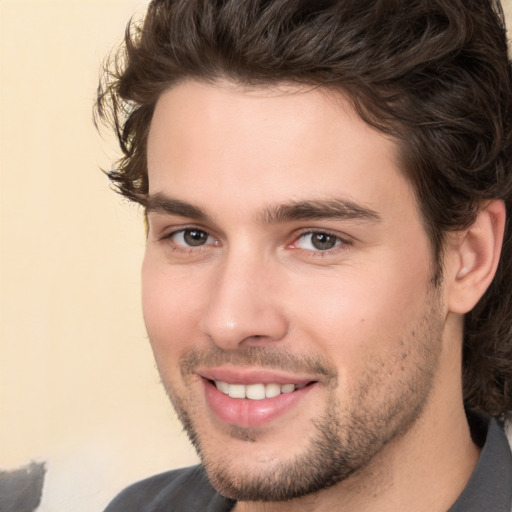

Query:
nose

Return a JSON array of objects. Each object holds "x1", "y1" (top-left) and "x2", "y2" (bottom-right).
[{"x1": 200, "y1": 253, "x2": 288, "y2": 350}]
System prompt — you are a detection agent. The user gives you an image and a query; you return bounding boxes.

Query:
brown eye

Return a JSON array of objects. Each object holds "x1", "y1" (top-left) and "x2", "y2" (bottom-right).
[
  {"x1": 169, "y1": 229, "x2": 214, "y2": 247},
  {"x1": 295, "y1": 232, "x2": 342, "y2": 251},
  {"x1": 310, "y1": 233, "x2": 338, "y2": 250},
  {"x1": 183, "y1": 229, "x2": 209, "y2": 246}
]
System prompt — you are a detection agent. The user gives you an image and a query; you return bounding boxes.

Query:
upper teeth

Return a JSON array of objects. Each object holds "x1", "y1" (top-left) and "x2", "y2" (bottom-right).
[{"x1": 214, "y1": 381, "x2": 304, "y2": 400}]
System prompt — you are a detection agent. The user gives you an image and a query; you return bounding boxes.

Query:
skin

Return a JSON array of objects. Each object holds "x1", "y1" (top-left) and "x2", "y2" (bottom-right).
[{"x1": 142, "y1": 80, "x2": 504, "y2": 512}]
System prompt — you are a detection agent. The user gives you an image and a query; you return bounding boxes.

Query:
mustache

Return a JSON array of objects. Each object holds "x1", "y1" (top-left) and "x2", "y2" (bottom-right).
[{"x1": 180, "y1": 345, "x2": 338, "y2": 381}]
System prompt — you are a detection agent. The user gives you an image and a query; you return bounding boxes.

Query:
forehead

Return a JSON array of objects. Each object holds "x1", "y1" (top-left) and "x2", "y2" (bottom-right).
[{"x1": 146, "y1": 80, "x2": 412, "y2": 216}]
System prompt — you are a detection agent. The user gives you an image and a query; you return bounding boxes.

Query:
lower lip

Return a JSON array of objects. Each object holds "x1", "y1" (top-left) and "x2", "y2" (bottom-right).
[{"x1": 202, "y1": 379, "x2": 316, "y2": 428}]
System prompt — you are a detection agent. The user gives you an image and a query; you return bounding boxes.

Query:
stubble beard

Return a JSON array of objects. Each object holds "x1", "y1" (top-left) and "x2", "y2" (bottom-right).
[{"x1": 158, "y1": 296, "x2": 444, "y2": 502}]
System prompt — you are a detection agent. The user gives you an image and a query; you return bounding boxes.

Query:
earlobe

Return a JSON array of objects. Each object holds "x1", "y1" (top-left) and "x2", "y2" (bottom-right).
[{"x1": 447, "y1": 200, "x2": 506, "y2": 314}]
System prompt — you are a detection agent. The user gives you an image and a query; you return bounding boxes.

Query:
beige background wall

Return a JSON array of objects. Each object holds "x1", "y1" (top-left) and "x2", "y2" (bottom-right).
[
  {"x1": 1, "y1": 1, "x2": 511, "y2": 511},
  {"x1": 0, "y1": 2, "x2": 199, "y2": 512}
]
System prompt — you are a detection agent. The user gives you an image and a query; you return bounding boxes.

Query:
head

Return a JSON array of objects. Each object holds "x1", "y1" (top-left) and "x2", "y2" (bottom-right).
[{"x1": 96, "y1": 0, "x2": 512, "y2": 502}]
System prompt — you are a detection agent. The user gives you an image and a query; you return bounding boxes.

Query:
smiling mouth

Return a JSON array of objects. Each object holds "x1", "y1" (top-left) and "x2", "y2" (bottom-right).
[
  {"x1": 201, "y1": 375, "x2": 319, "y2": 427},
  {"x1": 212, "y1": 380, "x2": 312, "y2": 400}
]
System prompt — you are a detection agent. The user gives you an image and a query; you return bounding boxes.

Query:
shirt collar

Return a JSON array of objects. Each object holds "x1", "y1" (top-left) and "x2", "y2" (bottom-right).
[{"x1": 448, "y1": 415, "x2": 512, "y2": 512}]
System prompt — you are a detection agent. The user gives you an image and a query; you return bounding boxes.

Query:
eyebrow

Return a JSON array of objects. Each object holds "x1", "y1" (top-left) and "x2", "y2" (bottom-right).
[
  {"x1": 260, "y1": 199, "x2": 381, "y2": 224},
  {"x1": 145, "y1": 192, "x2": 381, "y2": 224},
  {"x1": 145, "y1": 192, "x2": 208, "y2": 220}
]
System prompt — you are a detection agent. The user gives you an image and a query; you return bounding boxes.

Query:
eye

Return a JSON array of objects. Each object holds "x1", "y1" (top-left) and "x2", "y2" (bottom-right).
[
  {"x1": 293, "y1": 231, "x2": 343, "y2": 251},
  {"x1": 167, "y1": 228, "x2": 215, "y2": 247}
]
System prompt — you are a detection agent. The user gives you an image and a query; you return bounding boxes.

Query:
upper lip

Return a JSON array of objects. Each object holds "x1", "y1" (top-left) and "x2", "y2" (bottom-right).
[{"x1": 197, "y1": 367, "x2": 318, "y2": 385}]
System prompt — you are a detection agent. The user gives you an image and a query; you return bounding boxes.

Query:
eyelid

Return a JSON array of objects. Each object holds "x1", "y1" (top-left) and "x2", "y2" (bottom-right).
[
  {"x1": 156, "y1": 222, "x2": 210, "y2": 240},
  {"x1": 159, "y1": 225, "x2": 219, "y2": 249},
  {"x1": 289, "y1": 229, "x2": 352, "y2": 253}
]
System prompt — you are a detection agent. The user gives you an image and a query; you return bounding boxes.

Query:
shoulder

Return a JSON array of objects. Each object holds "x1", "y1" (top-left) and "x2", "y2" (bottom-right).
[
  {"x1": 504, "y1": 413, "x2": 512, "y2": 448},
  {"x1": 103, "y1": 465, "x2": 235, "y2": 512}
]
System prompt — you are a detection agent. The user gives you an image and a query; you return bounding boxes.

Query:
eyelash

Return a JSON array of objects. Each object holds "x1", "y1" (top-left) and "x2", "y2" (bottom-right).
[
  {"x1": 159, "y1": 227, "x2": 351, "y2": 256},
  {"x1": 289, "y1": 230, "x2": 351, "y2": 256},
  {"x1": 160, "y1": 227, "x2": 218, "y2": 252}
]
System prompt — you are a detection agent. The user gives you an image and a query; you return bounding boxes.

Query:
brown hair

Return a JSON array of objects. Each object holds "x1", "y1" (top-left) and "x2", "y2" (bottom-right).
[{"x1": 96, "y1": 0, "x2": 512, "y2": 415}]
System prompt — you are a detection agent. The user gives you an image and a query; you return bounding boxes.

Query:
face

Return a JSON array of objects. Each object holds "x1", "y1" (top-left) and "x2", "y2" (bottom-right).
[{"x1": 143, "y1": 81, "x2": 445, "y2": 501}]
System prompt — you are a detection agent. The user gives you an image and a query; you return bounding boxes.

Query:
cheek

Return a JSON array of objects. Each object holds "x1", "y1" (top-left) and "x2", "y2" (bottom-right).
[
  {"x1": 291, "y1": 259, "x2": 433, "y2": 368},
  {"x1": 141, "y1": 257, "x2": 204, "y2": 362}
]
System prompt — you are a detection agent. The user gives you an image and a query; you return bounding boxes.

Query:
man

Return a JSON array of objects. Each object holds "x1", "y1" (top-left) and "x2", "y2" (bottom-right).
[{"x1": 97, "y1": 0, "x2": 512, "y2": 510}]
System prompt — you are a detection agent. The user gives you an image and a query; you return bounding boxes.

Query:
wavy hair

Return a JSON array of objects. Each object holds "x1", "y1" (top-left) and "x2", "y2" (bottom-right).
[{"x1": 95, "y1": 0, "x2": 512, "y2": 415}]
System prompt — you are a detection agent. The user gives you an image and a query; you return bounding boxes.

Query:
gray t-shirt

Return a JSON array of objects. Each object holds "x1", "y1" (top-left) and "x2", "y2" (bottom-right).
[{"x1": 103, "y1": 416, "x2": 512, "y2": 512}]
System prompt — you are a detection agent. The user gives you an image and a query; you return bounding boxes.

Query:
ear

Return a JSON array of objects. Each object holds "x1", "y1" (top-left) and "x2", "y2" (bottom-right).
[{"x1": 446, "y1": 200, "x2": 506, "y2": 314}]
